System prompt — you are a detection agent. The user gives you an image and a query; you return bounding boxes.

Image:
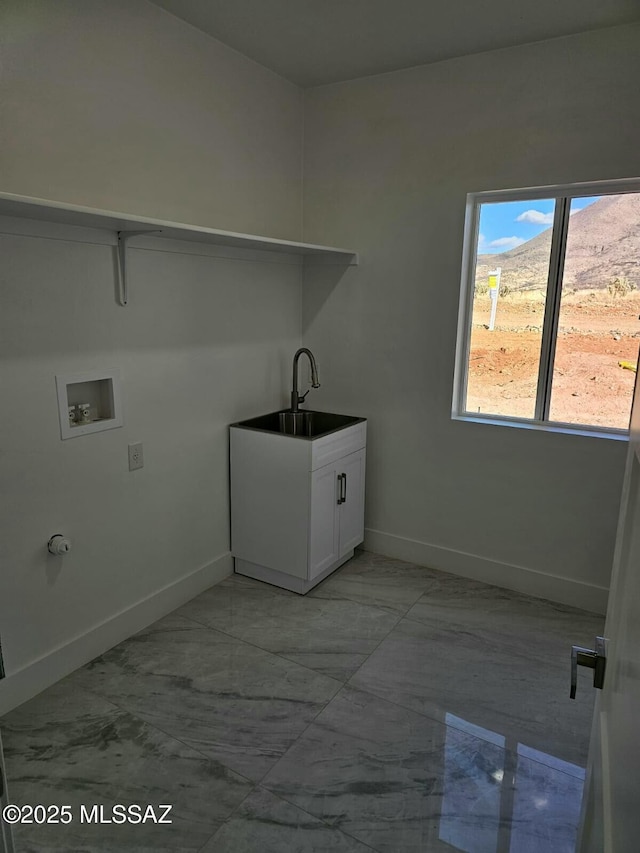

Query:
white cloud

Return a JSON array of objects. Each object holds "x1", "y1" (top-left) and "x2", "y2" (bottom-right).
[
  {"x1": 488, "y1": 236, "x2": 526, "y2": 250},
  {"x1": 516, "y1": 209, "x2": 554, "y2": 225}
]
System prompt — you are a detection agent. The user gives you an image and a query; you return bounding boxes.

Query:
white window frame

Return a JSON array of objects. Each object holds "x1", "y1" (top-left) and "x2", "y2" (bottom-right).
[{"x1": 452, "y1": 178, "x2": 640, "y2": 440}]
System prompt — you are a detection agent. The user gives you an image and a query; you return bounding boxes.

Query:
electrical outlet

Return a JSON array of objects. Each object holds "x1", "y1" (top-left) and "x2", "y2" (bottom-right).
[{"x1": 128, "y1": 442, "x2": 144, "y2": 471}]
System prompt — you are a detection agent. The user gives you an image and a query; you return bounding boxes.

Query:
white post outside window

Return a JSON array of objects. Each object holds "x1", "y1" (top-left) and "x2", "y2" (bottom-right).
[{"x1": 488, "y1": 267, "x2": 501, "y2": 331}]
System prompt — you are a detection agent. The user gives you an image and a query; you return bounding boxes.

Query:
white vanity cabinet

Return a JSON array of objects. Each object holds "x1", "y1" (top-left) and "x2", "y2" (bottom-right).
[{"x1": 230, "y1": 415, "x2": 366, "y2": 593}]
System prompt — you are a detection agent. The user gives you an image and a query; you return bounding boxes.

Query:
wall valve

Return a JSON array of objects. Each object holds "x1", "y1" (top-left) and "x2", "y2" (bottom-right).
[{"x1": 47, "y1": 534, "x2": 71, "y2": 556}]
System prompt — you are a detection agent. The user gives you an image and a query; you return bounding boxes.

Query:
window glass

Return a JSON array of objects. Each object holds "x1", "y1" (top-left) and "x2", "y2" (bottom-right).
[
  {"x1": 465, "y1": 200, "x2": 555, "y2": 419},
  {"x1": 549, "y1": 194, "x2": 640, "y2": 429}
]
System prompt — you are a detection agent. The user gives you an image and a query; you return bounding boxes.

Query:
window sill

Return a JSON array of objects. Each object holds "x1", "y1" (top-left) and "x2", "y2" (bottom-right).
[{"x1": 451, "y1": 412, "x2": 629, "y2": 442}]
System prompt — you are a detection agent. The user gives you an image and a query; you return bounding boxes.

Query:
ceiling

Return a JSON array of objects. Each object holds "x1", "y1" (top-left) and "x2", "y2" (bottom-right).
[{"x1": 150, "y1": 0, "x2": 640, "y2": 87}]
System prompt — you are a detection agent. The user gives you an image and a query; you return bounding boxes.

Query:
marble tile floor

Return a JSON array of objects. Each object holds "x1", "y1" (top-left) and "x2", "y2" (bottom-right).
[{"x1": 0, "y1": 549, "x2": 604, "y2": 852}]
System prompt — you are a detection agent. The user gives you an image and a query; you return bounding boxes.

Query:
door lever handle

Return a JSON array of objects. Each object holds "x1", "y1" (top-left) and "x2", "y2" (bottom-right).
[{"x1": 570, "y1": 636, "x2": 606, "y2": 699}]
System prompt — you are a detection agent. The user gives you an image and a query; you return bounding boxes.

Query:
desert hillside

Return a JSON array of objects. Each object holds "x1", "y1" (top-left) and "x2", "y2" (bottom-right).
[{"x1": 475, "y1": 193, "x2": 640, "y2": 292}]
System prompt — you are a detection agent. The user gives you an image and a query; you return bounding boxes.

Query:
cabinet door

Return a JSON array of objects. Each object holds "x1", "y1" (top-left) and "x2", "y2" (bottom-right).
[
  {"x1": 337, "y1": 449, "x2": 366, "y2": 557},
  {"x1": 309, "y1": 463, "x2": 340, "y2": 580}
]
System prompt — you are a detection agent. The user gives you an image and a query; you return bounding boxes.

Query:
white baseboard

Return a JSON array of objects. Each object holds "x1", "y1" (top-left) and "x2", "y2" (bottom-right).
[
  {"x1": 363, "y1": 528, "x2": 608, "y2": 615},
  {"x1": 0, "y1": 553, "x2": 232, "y2": 717}
]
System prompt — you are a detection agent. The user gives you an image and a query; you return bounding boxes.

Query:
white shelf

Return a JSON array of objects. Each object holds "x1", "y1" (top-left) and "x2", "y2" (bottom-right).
[{"x1": 0, "y1": 192, "x2": 358, "y2": 263}]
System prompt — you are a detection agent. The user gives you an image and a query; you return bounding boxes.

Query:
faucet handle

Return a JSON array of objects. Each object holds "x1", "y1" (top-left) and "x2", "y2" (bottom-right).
[{"x1": 298, "y1": 390, "x2": 310, "y2": 404}]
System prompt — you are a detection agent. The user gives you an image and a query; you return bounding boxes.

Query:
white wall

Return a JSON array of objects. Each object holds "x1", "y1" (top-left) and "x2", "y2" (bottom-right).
[
  {"x1": 0, "y1": 0, "x2": 303, "y2": 712},
  {"x1": 0, "y1": 0, "x2": 302, "y2": 239},
  {"x1": 302, "y1": 24, "x2": 640, "y2": 612}
]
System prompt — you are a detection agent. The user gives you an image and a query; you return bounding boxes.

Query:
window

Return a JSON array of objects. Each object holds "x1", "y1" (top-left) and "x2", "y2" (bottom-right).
[{"x1": 453, "y1": 181, "x2": 640, "y2": 434}]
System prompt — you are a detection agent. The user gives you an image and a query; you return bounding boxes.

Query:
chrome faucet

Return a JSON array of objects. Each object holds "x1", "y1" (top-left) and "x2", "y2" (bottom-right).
[{"x1": 291, "y1": 348, "x2": 320, "y2": 412}]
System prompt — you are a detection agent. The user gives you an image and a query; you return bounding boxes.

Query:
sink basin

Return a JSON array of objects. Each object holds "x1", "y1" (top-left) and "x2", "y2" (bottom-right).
[{"x1": 232, "y1": 410, "x2": 364, "y2": 439}]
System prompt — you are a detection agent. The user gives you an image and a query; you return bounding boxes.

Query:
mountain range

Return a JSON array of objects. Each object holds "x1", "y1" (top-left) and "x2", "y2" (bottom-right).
[{"x1": 475, "y1": 192, "x2": 640, "y2": 292}]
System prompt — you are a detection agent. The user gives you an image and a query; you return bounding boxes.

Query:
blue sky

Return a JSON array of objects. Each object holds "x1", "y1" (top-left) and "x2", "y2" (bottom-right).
[{"x1": 477, "y1": 197, "x2": 599, "y2": 254}]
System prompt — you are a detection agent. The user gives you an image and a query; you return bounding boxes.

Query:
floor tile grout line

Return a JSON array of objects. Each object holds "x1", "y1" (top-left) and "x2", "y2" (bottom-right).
[
  {"x1": 158, "y1": 613, "x2": 585, "y2": 786},
  {"x1": 249, "y1": 673, "x2": 344, "y2": 787},
  {"x1": 237, "y1": 591, "x2": 411, "y2": 790},
  {"x1": 68, "y1": 666, "x2": 485, "y2": 837},
  {"x1": 195, "y1": 829, "x2": 219, "y2": 853},
  {"x1": 198, "y1": 573, "x2": 423, "y2": 624},
  {"x1": 34, "y1": 611, "x2": 347, "y2": 797},
  {"x1": 404, "y1": 601, "x2": 597, "y2": 628},
  {"x1": 342, "y1": 605, "x2": 408, "y2": 674},
  {"x1": 339, "y1": 680, "x2": 588, "y2": 781},
  {"x1": 395, "y1": 610, "x2": 596, "y2": 675},
  {"x1": 222, "y1": 554, "x2": 604, "y2": 620},
  {"x1": 194, "y1": 784, "x2": 260, "y2": 852},
  {"x1": 257, "y1": 672, "x2": 587, "y2": 794},
  {"x1": 4, "y1": 678, "x2": 265, "y2": 849},
  {"x1": 90, "y1": 577, "x2": 600, "y2": 693},
  {"x1": 351, "y1": 552, "x2": 605, "y2": 619},
  {"x1": 172, "y1": 611, "x2": 351, "y2": 687},
  {"x1": 173, "y1": 585, "x2": 416, "y2": 686},
  {"x1": 12, "y1": 677, "x2": 587, "y2": 843},
  {"x1": 254, "y1": 786, "x2": 384, "y2": 853},
  {"x1": 33, "y1": 586, "x2": 588, "y2": 784},
  {"x1": 308, "y1": 563, "x2": 428, "y2": 604},
  {"x1": 65, "y1": 679, "x2": 260, "y2": 789},
  {"x1": 66, "y1": 622, "x2": 348, "y2": 794},
  {"x1": 174, "y1": 566, "x2": 431, "y2": 675},
  {"x1": 63, "y1": 606, "x2": 388, "y2": 797},
  {"x1": 196, "y1": 784, "x2": 384, "y2": 853},
  {"x1": 246, "y1": 600, "x2": 411, "y2": 793},
  {"x1": 210, "y1": 559, "x2": 429, "y2": 614},
  {"x1": 136, "y1": 575, "x2": 440, "y2": 780}
]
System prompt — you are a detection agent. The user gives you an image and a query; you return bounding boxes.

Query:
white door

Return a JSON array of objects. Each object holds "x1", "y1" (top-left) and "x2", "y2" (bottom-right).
[
  {"x1": 578, "y1": 370, "x2": 640, "y2": 852},
  {"x1": 337, "y1": 449, "x2": 366, "y2": 557},
  {"x1": 309, "y1": 463, "x2": 340, "y2": 580}
]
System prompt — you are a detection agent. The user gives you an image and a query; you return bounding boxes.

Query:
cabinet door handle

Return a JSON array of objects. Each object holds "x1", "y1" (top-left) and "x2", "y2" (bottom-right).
[
  {"x1": 342, "y1": 472, "x2": 347, "y2": 503},
  {"x1": 337, "y1": 473, "x2": 344, "y2": 504}
]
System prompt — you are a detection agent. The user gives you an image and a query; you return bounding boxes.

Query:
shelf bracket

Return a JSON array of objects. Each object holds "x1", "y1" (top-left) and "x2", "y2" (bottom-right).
[{"x1": 116, "y1": 230, "x2": 162, "y2": 306}]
